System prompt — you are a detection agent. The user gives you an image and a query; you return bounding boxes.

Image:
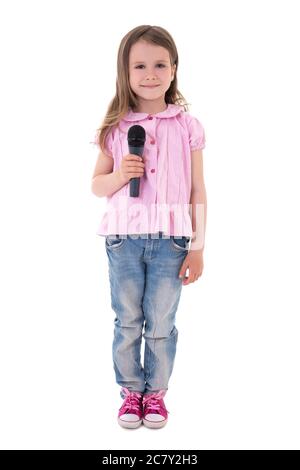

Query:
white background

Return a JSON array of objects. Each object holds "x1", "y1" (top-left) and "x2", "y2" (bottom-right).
[{"x1": 0, "y1": 0, "x2": 300, "y2": 450}]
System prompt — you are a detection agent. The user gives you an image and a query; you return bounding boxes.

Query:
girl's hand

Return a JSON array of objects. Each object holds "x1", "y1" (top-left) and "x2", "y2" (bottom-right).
[
  {"x1": 119, "y1": 154, "x2": 145, "y2": 184},
  {"x1": 179, "y1": 251, "x2": 204, "y2": 285}
]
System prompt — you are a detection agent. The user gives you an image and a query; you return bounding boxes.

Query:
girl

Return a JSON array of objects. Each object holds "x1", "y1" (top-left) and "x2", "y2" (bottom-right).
[{"x1": 91, "y1": 25, "x2": 207, "y2": 429}]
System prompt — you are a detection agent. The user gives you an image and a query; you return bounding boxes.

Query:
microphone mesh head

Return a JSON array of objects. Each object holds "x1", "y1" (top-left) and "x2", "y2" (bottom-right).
[{"x1": 127, "y1": 125, "x2": 146, "y2": 146}]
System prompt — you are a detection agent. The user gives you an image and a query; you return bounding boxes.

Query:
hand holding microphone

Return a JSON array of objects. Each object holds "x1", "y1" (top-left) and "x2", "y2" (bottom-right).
[{"x1": 118, "y1": 154, "x2": 145, "y2": 185}]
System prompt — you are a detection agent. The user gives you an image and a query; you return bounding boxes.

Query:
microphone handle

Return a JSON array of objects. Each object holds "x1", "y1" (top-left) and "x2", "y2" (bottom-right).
[{"x1": 128, "y1": 145, "x2": 144, "y2": 197}]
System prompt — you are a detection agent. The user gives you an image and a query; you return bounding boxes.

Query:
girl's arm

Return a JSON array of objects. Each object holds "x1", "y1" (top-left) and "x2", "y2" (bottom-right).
[
  {"x1": 91, "y1": 151, "x2": 125, "y2": 198},
  {"x1": 189, "y1": 149, "x2": 207, "y2": 253}
]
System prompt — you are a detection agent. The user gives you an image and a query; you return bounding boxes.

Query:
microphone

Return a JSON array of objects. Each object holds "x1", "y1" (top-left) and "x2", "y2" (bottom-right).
[{"x1": 127, "y1": 125, "x2": 146, "y2": 197}]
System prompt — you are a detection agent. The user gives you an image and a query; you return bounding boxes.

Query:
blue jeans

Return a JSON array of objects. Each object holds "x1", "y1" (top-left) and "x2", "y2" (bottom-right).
[{"x1": 105, "y1": 231, "x2": 190, "y2": 396}]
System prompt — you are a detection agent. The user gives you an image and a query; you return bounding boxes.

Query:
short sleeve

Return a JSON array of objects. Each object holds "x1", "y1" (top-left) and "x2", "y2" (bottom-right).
[
  {"x1": 187, "y1": 115, "x2": 206, "y2": 151},
  {"x1": 89, "y1": 129, "x2": 114, "y2": 158}
]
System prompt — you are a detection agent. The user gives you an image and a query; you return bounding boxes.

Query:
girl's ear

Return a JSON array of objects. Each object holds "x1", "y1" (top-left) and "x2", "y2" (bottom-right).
[{"x1": 172, "y1": 64, "x2": 176, "y2": 79}]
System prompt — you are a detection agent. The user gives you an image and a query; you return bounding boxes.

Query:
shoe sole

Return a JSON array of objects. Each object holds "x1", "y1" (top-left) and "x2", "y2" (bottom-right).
[
  {"x1": 142, "y1": 418, "x2": 168, "y2": 429},
  {"x1": 117, "y1": 417, "x2": 142, "y2": 429}
]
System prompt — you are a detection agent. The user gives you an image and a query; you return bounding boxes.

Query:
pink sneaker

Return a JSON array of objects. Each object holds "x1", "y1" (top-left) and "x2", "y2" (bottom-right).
[
  {"x1": 117, "y1": 387, "x2": 143, "y2": 429},
  {"x1": 142, "y1": 390, "x2": 169, "y2": 429}
]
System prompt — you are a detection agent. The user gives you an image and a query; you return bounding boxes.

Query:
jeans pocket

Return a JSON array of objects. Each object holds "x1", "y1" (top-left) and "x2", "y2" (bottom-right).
[
  {"x1": 105, "y1": 235, "x2": 125, "y2": 250},
  {"x1": 171, "y1": 236, "x2": 190, "y2": 251}
]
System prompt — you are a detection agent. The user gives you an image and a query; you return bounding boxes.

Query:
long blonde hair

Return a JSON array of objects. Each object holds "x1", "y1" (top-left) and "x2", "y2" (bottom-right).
[{"x1": 95, "y1": 25, "x2": 190, "y2": 156}]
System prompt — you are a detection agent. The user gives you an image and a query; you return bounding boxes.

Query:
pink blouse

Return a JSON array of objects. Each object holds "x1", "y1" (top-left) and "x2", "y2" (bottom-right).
[{"x1": 91, "y1": 103, "x2": 206, "y2": 237}]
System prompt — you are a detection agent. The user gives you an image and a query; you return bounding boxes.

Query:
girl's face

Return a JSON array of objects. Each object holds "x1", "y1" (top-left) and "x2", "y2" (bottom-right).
[{"x1": 128, "y1": 40, "x2": 175, "y2": 108}]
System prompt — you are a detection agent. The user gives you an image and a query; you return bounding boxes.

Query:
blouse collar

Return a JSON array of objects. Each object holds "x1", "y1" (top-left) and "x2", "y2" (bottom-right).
[{"x1": 123, "y1": 103, "x2": 184, "y2": 122}]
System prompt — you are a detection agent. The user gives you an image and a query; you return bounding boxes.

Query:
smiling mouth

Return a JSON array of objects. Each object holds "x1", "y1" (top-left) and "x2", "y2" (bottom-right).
[{"x1": 141, "y1": 85, "x2": 160, "y2": 88}]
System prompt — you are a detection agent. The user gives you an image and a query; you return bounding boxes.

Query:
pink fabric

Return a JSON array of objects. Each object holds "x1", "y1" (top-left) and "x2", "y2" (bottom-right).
[
  {"x1": 91, "y1": 104, "x2": 206, "y2": 237},
  {"x1": 142, "y1": 390, "x2": 169, "y2": 420},
  {"x1": 118, "y1": 387, "x2": 143, "y2": 420}
]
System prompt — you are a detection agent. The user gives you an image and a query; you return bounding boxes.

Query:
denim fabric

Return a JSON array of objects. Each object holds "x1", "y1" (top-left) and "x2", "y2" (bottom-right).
[{"x1": 105, "y1": 231, "x2": 190, "y2": 395}]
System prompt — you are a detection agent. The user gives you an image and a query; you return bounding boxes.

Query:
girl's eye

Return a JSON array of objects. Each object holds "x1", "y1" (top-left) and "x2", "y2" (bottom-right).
[{"x1": 135, "y1": 64, "x2": 166, "y2": 69}]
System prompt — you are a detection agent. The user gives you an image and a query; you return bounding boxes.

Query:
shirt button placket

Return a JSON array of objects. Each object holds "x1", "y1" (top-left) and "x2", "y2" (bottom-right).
[{"x1": 147, "y1": 116, "x2": 157, "y2": 204}]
